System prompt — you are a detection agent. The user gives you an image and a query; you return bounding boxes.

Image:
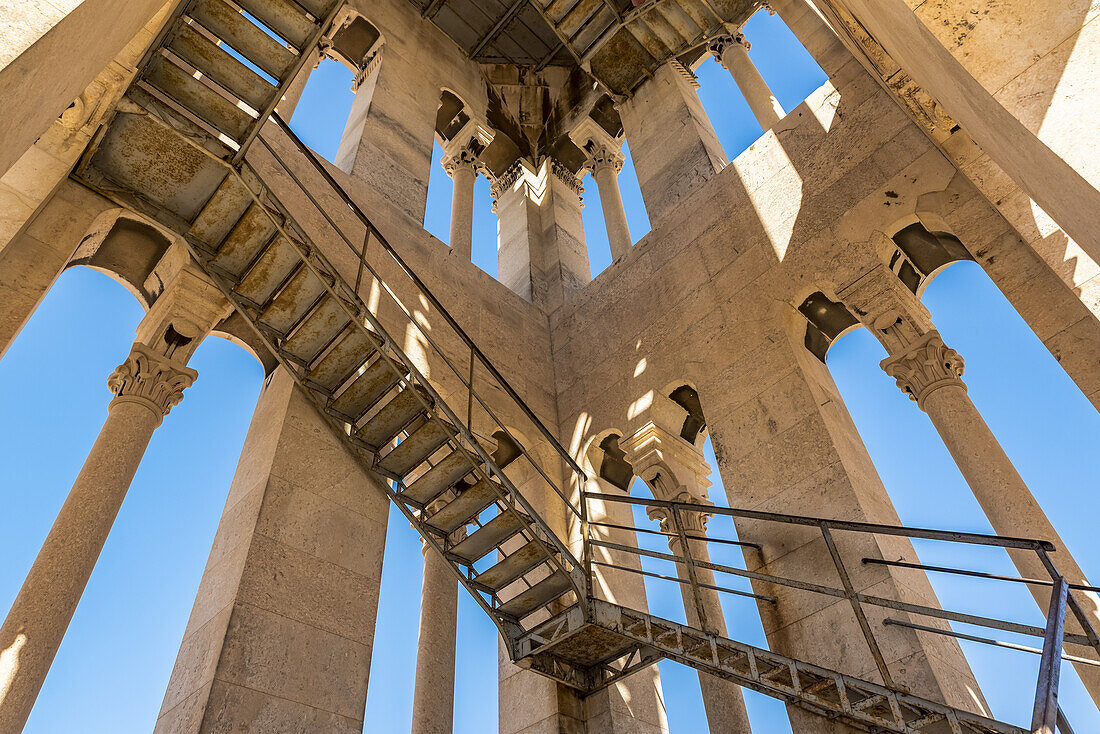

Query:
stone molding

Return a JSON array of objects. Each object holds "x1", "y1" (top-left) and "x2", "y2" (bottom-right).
[
  {"x1": 619, "y1": 421, "x2": 712, "y2": 502},
  {"x1": 549, "y1": 158, "x2": 585, "y2": 199},
  {"x1": 880, "y1": 330, "x2": 966, "y2": 410},
  {"x1": 107, "y1": 343, "x2": 197, "y2": 422}
]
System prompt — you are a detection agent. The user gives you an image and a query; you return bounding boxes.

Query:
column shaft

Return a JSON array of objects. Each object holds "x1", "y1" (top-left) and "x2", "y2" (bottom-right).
[
  {"x1": 920, "y1": 384, "x2": 1100, "y2": 695},
  {"x1": 411, "y1": 543, "x2": 459, "y2": 734},
  {"x1": 448, "y1": 163, "x2": 476, "y2": 262},
  {"x1": 716, "y1": 38, "x2": 785, "y2": 131},
  {"x1": 672, "y1": 537, "x2": 753, "y2": 734},
  {"x1": 878, "y1": 327, "x2": 1100, "y2": 702},
  {"x1": 593, "y1": 166, "x2": 632, "y2": 261},
  {"x1": 0, "y1": 398, "x2": 161, "y2": 730}
]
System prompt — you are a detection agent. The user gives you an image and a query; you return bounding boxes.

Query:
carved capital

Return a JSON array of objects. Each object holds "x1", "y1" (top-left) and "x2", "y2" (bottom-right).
[
  {"x1": 107, "y1": 343, "x2": 197, "y2": 421},
  {"x1": 583, "y1": 143, "x2": 625, "y2": 176},
  {"x1": 441, "y1": 144, "x2": 482, "y2": 177},
  {"x1": 647, "y1": 491, "x2": 714, "y2": 554},
  {"x1": 880, "y1": 330, "x2": 965, "y2": 410},
  {"x1": 708, "y1": 32, "x2": 749, "y2": 59}
]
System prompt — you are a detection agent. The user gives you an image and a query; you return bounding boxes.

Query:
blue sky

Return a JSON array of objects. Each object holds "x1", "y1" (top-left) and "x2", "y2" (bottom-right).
[{"x1": 2, "y1": 7, "x2": 1099, "y2": 733}]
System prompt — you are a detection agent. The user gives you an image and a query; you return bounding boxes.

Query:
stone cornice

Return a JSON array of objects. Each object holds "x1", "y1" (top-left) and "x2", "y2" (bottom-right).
[
  {"x1": 107, "y1": 343, "x2": 197, "y2": 422},
  {"x1": 880, "y1": 330, "x2": 965, "y2": 409}
]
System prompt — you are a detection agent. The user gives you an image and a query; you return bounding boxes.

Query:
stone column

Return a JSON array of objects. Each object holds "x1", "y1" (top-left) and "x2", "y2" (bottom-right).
[
  {"x1": 622, "y1": 423, "x2": 752, "y2": 734},
  {"x1": 708, "y1": 33, "x2": 785, "y2": 132},
  {"x1": 0, "y1": 260, "x2": 225, "y2": 731},
  {"x1": 583, "y1": 143, "x2": 633, "y2": 261},
  {"x1": 442, "y1": 147, "x2": 479, "y2": 262},
  {"x1": 844, "y1": 271, "x2": 1100, "y2": 703},
  {"x1": 411, "y1": 533, "x2": 461, "y2": 734},
  {"x1": 493, "y1": 158, "x2": 590, "y2": 310}
]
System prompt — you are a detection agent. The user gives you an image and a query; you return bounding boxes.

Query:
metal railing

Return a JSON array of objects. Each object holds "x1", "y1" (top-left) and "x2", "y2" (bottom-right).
[
  {"x1": 582, "y1": 491, "x2": 1097, "y2": 733},
  {"x1": 236, "y1": 115, "x2": 593, "y2": 615}
]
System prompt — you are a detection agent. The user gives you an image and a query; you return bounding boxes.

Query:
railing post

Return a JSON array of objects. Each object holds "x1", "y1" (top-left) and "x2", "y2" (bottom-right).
[
  {"x1": 1033, "y1": 576, "x2": 1068, "y2": 734},
  {"x1": 670, "y1": 504, "x2": 711, "y2": 632},
  {"x1": 820, "y1": 523, "x2": 896, "y2": 689}
]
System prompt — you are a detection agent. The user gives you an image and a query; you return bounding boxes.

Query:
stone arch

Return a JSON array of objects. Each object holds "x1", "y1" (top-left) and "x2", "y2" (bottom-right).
[
  {"x1": 66, "y1": 209, "x2": 175, "y2": 309},
  {"x1": 877, "y1": 214, "x2": 974, "y2": 298},
  {"x1": 64, "y1": 208, "x2": 271, "y2": 370},
  {"x1": 791, "y1": 287, "x2": 861, "y2": 363},
  {"x1": 323, "y1": 8, "x2": 384, "y2": 84}
]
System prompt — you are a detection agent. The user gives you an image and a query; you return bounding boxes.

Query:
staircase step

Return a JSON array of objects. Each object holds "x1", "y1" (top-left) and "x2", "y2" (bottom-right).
[
  {"x1": 450, "y1": 512, "x2": 527, "y2": 564},
  {"x1": 331, "y1": 357, "x2": 404, "y2": 421},
  {"x1": 308, "y1": 326, "x2": 380, "y2": 390},
  {"x1": 476, "y1": 540, "x2": 549, "y2": 591},
  {"x1": 283, "y1": 293, "x2": 351, "y2": 363},
  {"x1": 190, "y1": 175, "x2": 254, "y2": 246},
  {"x1": 356, "y1": 386, "x2": 431, "y2": 449},
  {"x1": 258, "y1": 267, "x2": 326, "y2": 334},
  {"x1": 169, "y1": 22, "x2": 274, "y2": 111},
  {"x1": 424, "y1": 479, "x2": 500, "y2": 535},
  {"x1": 377, "y1": 419, "x2": 454, "y2": 479},
  {"x1": 211, "y1": 203, "x2": 277, "y2": 276},
  {"x1": 189, "y1": 0, "x2": 297, "y2": 80},
  {"x1": 496, "y1": 570, "x2": 573, "y2": 620},
  {"x1": 235, "y1": 0, "x2": 316, "y2": 49},
  {"x1": 403, "y1": 450, "x2": 477, "y2": 506},
  {"x1": 144, "y1": 53, "x2": 252, "y2": 140},
  {"x1": 236, "y1": 235, "x2": 300, "y2": 304}
]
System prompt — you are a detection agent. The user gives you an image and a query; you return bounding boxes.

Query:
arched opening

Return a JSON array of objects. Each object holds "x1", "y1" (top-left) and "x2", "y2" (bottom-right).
[
  {"x1": 0, "y1": 266, "x2": 264, "y2": 730},
  {"x1": 825, "y1": 261, "x2": 1100, "y2": 728},
  {"x1": 692, "y1": 7, "x2": 827, "y2": 160},
  {"x1": 797, "y1": 290, "x2": 860, "y2": 363},
  {"x1": 889, "y1": 222, "x2": 974, "y2": 296}
]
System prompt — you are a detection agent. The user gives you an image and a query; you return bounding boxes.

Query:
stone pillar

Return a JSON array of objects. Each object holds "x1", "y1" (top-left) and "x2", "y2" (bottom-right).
[
  {"x1": 622, "y1": 423, "x2": 753, "y2": 734},
  {"x1": 493, "y1": 158, "x2": 591, "y2": 311},
  {"x1": 335, "y1": 48, "x2": 437, "y2": 223},
  {"x1": 701, "y1": 305, "x2": 990, "y2": 732},
  {"x1": 155, "y1": 367, "x2": 391, "y2": 732},
  {"x1": 441, "y1": 146, "x2": 479, "y2": 261},
  {"x1": 583, "y1": 143, "x2": 633, "y2": 261},
  {"x1": 708, "y1": 33, "x2": 786, "y2": 132},
  {"x1": 618, "y1": 62, "x2": 727, "y2": 225},
  {"x1": 766, "y1": 0, "x2": 850, "y2": 77},
  {"x1": 410, "y1": 534, "x2": 460, "y2": 734},
  {"x1": 842, "y1": 269, "x2": 1100, "y2": 703},
  {"x1": 0, "y1": 260, "x2": 225, "y2": 732}
]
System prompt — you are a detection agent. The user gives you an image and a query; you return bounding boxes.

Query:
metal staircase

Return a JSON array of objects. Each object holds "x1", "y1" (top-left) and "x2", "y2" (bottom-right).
[{"x1": 67, "y1": 2, "x2": 1093, "y2": 732}]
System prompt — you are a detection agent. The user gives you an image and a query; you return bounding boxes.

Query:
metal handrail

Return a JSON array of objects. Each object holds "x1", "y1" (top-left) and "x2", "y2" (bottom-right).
[{"x1": 267, "y1": 112, "x2": 587, "y2": 482}]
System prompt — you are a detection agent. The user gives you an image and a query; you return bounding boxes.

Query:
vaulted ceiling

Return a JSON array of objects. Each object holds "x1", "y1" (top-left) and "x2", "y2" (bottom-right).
[{"x1": 407, "y1": 0, "x2": 760, "y2": 96}]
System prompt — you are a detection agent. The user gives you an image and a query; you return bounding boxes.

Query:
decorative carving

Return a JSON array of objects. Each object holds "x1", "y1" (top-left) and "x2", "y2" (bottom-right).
[
  {"x1": 582, "y1": 142, "x2": 625, "y2": 176},
  {"x1": 441, "y1": 144, "x2": 482, "y2": 177},
  {"x1": 107, "y1": 343, "x2": 197, "y2": 420},
  {"x1": 707, "y1": 33, "x2": 750, "y2": 60},
  {"x1": 549, "y1": 158, "x2": 584, "y2": 199},
  {"x1": 668, "y1": 59, "x2": 701, "y2": 89},
  {"x1": 646, "y1": 490, "x2": 715, "y2": 554},
  {"x1": 880, "y1": 330, "x2": 965, "y2": 409}
]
